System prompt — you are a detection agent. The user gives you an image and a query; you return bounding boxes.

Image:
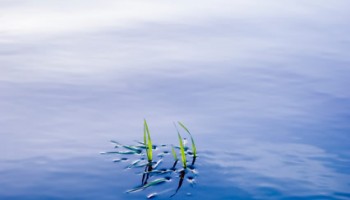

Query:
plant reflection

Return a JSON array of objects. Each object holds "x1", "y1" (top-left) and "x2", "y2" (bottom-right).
[
  {"x1": 142, "y1": 163, "x2": 153, "y2": 185},
  {"x1": 171, "y1": 169, "x2": 186, "y2": 197},
  {"x1": 102, "y1": 121, "x2": 198, "y2": 198}
]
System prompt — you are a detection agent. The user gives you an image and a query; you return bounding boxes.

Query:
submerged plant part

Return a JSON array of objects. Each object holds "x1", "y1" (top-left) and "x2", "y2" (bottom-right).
[
  {"x1": 171, "y1": 169, "x2": 186, "y2": 197},
  {"x1": 142, "y1": 162, "x2": 153, "y2": 185},
  {"x1": 103, "y1": 120, "x2": 198, "y2": 198},
  {"x1": 144, "y1": 119, "x2": 153, "y2": 162}
]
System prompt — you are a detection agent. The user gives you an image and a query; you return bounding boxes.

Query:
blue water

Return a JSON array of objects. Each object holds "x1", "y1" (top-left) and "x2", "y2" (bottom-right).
[{"x1": 1, "y1": 1, "x2": 350, "y2": 199}]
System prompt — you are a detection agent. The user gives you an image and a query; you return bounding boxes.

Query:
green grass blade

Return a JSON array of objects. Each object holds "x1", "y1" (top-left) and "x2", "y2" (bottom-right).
[
  {"x1": 177, "y1": 121, "x2": 190, "y2": 133},
  {"x1": 175, "y1": 123, "x2": 187, "y2": 168},
  {"x1": 171, "y1": 145, "x2": 178, "y2": 161},
  {"x1": 147, "y1": 130, "x2": 153, "y2": 161},
  {"x1": 178, "y1": 121, "x2": 197, "y2": 157},
  {"x1": 144, "y1": 119, "x2": 153, "y2": 162},
  {"x1": 144, "y1": 120, "x2": 148, "y2": 158}
]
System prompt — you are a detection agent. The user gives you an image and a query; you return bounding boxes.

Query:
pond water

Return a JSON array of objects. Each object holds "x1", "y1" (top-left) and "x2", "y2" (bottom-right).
[{"x1": 1, "y1": 1, "x2": 350, "y2": 199}]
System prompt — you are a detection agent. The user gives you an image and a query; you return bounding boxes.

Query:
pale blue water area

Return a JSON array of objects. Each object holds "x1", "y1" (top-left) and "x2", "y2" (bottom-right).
[{"x1": 1, "y1": 1, "x2": 350, "y2": 199}]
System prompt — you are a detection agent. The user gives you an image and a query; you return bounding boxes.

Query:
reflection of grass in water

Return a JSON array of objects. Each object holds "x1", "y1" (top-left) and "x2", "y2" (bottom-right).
[
  {"x1": 126, "y1": 177, "x2": 169, "y2": 193},
  {"x1": 102, "y1": 120, "x2": 198, "y2": 198},
  {"x1": 171, "y1": 169, "x2": 186, "y2": 197}
]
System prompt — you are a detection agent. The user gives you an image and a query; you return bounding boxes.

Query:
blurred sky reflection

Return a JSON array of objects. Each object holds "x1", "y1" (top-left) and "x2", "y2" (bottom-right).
[{"x1": 1, "y1": 1, "x2": 350, "y2": 199}]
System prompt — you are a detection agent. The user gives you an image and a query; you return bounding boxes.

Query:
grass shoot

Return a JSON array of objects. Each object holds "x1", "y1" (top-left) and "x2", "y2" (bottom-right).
[
  {"x1": 144, "y1": 119, "x2": 153, "y2": 162},
  {"x1": 175, "y1": 123, "x2": 187, "y2": 168},
  {"x1": 171, "y1": 145, "x2": 178, "y2": 161},
  {"x1": 104, "y1": 120, "x2": 198, "y2": 197},
  {"x1": 178, "y1": 121, "x2": 197, "y2": 158}
]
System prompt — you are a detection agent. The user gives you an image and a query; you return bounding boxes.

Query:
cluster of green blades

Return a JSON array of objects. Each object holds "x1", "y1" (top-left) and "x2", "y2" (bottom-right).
[
  {"x1": 102, "y1": 120, "x2": 198, "y2": 198},
  {"x1": 102, "y1": 120, "x2": 196, "y2": 168},
  {"x1": 142, "y1": 120, "x2": 196, "y2": 168}
]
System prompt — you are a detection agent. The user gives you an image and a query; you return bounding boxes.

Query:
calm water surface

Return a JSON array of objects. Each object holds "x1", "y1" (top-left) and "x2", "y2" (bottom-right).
[{"x1": 1, "y1": 1, "x2": 350, "y2": 199}]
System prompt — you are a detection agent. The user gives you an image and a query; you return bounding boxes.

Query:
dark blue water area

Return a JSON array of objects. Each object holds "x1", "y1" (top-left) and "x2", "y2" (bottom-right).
[{"x1": 1, "y1": 1, "x2": 350, "y2": 199}]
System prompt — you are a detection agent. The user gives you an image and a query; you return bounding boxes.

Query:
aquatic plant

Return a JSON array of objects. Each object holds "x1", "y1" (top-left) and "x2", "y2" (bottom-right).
[
  {"x1": 175, "y1": 123, "x2": 187, "y2": 169},
  {"x1": 142, "y1": 162, "x2": 153, "y2": 185},
  {"x1": 103, "y1": 120, "x2": 198, "y2": 198},
  {"x1": 171, "y1": 145, "x2": 179, "y2": 169},
  {"x1": 178, "y1": 121, "x2": 197, "y2": 158},
  {"x1": 171, "y1": 145, "x2": 178, "y2": 161},
  {"x1": 144, "y1": 119, "x2": 153, "y2": 162}
]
